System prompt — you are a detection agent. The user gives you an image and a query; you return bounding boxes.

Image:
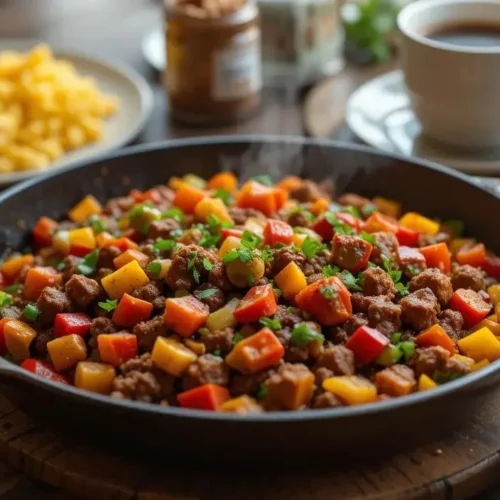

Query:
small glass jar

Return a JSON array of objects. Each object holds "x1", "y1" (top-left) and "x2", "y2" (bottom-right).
[{"x1": 164, "y1": 0, "x2": 262, "y2": 125}]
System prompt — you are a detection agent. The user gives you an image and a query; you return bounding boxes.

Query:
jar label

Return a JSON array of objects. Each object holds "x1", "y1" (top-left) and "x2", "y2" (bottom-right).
[{"x1": 212, "y1": 28, "x2": 262, "y2": 101}]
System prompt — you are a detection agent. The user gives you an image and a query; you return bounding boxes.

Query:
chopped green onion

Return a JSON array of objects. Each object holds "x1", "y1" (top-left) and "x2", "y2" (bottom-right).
[
  {"x1": 360, "y1": 231, "x2": 376, "y2": 244},
  {"x1": 0, "y1": 291, "x2": 13, "y2": 307},
  {"x1": 290, "y1": 322, "x2": 325, "y2": 346},
  {"x1": 195, "y1": 288, "x2": 218, "y2": 299},
  {"x1": 241, "y1": 230, "x2": 263, "y2": 250},
  {"x1": 23, "y1": 303, "x2": 39, "y2": 322},
  {"x1": 207, "y1": 214, "x2": 234, "y2": 230},
  {"x1": 213, "y1": 349, "x2": 222, "y2": 358},
  {"x1": 390, "y1": 332, "x2": 402, "y2": 344},
  {"x1": 322, "y1": 265, "x2": 340, "y2": 278},
  {"x1": 343, "y1": 206, "x2": 361, "y2": 219},
  {"x1": 256, "y1": 385, "x2": 268, "y2": 400},
  {"x1": 338, "y1": 270, "x2": 362, "y2": 292},
  {"x1": 232, "y1": 332, "x2": 244, "y2": 345},
  {"x1": 162, "y1": 207, "x2": 184, "y2": 223},
  {"x1": 154, "y1": 239, "x2": 176, "y2": 252},
  {"x1": 259, "y1": 316, "x2": 282, "y2": 331},
  {"x1": 399, "y1": 341, "x2": 415, "y2": 362},
  {"x1": 87, "y1": 215, "x2": 107, "y2": 234},
  {"x1": 148, "y1": 261, "x2": 162, "y2": 276},
  {"x1": 76, "y1": 249, "x2": 99, "y2": 276},
  {"x1": 202, "y1": 258, "x2": 213, "y2": 271},
  {"x1": 213, "y1": 189, "x2": 232, "y2": 206},
  {"x1": 98, "y1": 299, "x2": 118, "y2": 312},
  {"x1": 4, "y1": 284, "x2": 20, "y2": 294},
  {"x1": 325, "y1": 213, "x2": 353, "y2": 235}
]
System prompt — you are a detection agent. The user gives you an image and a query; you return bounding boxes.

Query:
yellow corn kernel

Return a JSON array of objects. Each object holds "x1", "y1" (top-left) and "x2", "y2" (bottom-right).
[
  {"x1": 4, "y1": 320, "x2": 36, "y2": 361},
  {"x1": 373, "y1": 197, "x2": 402, "y2": 219},
  {"x1": 488, "y1": 284, "x2": 500, "y2": 306},
  {"x1": 218, "y1": 235, "x2": 242, "y2": 259},
  {"x1": 418, "y1": 374, "x2": 437, "y2": 391},
  {"x1": 206, "y1": 297, "x2": 240, "y2": 332},
  {"x1": 52, "y1": 230, "x2": 70, "y2": 255},
  {"x1": 457, "y1": 327, "x2": 500, "y2": 362},
  {"x1": 322, "y1": 376, "x2": 378, "y2": 405},
  {"x1": 274, "y1": 261, "x2": 307, "y2": 300},
  {"x1": 243, "y1": 217, "x2": 266, "y2": 235},
  {"x1": 471, "y1": 318, "x2": 500, "y2": 337},
  {"x1": 471, "y1": 359, "x2": 490, "y2": 372},
  {"x1": 75, "y1": 361, "x2": 116, "y2": 394},
  {"x1": 194, "y1": 197, "x2": 233, "y2": 223},
  {"x1": 151, "y1": 336, "x2": 197, "y2": 376},
  {"x1": 220, "y1": 395, "x2": 262, "y2": 413},
  {"x1": 47, "y1": 334, "x2": 88, "y2": 371},
  {"x1": 69, "y1": 227, "x2": 96, "y2": 251},
  {"x1": 101, "y1": 260, "x2": 150, "y2": 300},
  {"x1": 184, "y1": 339, "x2": 206, "y2": 356},
  {"x1": 68, "y1": 195, "x2": 102, "y2": 224},
  {"x1": 399, "y1": 212, "x2": 439, "y2": 235},
  {"x1": 1, "y1": 254, "x2": 34, "y2": 280},
  {"x1": 96, "y1": 231, "x2": 114, "y2": 247}
]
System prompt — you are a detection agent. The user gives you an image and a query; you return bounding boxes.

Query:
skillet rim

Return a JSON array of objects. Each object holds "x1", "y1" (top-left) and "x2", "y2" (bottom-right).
[{"x1": 0, "y1": 134, "x2": 497, "y2": 423}]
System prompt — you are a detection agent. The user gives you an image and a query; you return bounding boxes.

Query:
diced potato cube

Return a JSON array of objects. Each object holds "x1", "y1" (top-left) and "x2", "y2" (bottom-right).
[
  {"x1": 47, "y1": 334, "x2": 88, "y2": 371},
  {"x1": 4, "y1": 320, "x2": 36, "y2": 361},
  {"x1": 101, "y1": 260, "x2": 150, "y2": 299},
  {"x1": 151, "y1": 337, "x2": 197, "y2": 376},
  {"x1": 75, "y1": 361, "x2": 116, "y2": 394},
  {"x1": 206, "y1": 297, "x2": 239, "y2": 332}
]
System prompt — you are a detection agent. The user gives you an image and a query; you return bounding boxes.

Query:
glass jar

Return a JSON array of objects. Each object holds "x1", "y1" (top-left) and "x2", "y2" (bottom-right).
[{"x1": 164, "y1": 0, "x2": 262, "y2": 125}]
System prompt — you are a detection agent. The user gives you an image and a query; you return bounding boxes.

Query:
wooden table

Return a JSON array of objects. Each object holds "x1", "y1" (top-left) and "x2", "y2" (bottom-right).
[{"x1": 0, "y1": 1, "x2": 499, "y2": 498}]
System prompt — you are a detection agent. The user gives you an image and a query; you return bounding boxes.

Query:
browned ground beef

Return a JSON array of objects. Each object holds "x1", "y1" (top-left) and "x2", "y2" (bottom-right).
[
  {"x1": 313, "y1": 345, "x2": 355, "y2": 384},
  {"x1": 60, "y1": 255, "x2": 82, "y2": 282},
  {"x1": 274, "y1": 305, "x2": 303, "y2": 328},
  {"x1": 182, "y1": 354, "x2": 230, "y2": 390},
  {"x1": 289, "y1": 180, "x2": 325, "y2": 203},
  {"x1": 367, "y1": 299, "x2": 402, "y2": 337},
  {"x1": 370, "y1": 232, "x2": 399, "y2": 265},
  {"x1": 312, "y1": 391, "x2": 344, "y2": 409},
  {"x1": 438, "y1": 309, "x2": 464, "y2": 341},
  {"x1": 409, "y1": 268, "x2": 453, "y2": 305},
  {"x1": 148, "y1": 219, "x2": 180, "y2": 239},
  {"x1": 271, "y1": 247, "x2": 306, "y2": 277},
  {"x1": 450, "y1": 264, "x2": 486, "y2": 291},
  {"x1": 418, "y1": 232, "x2": 451, "y2": 247},
  {"x1": 337, "y1": 193, "x2": 371, "y2": 210},
  {"x1": 331, "y1": 234, "x2": 373, "y2": 271},
  {"x1": 131, "y1": 282, "x2": 162, "y2": 302},
  {"x1": 178, "y1": 228, "x2": 203, "y2": 246},
  {"x1": 133, "y1": 315, "x2": 167, "y2": 351},
  {"x1": 230, "y1": 368, "x2": 276, "y2": 397},
  {"x1": 411, "y1": 346, "x2": 450, "y2": 377},
  {"x1": 0, "y1": 305, "x2": 22, "y2": 320},
  {"x1": 97, "y1": 246, "x2": 121, "y2": 269},
  {"x1": 208, "y1": 262, "x2": 234, "y2": 292},
  {"x1": 228, "y1": 207, "x2": 265, "y2": 225},
  {"x1": 36, "y1": 287, "x2": 71, "y2": 325},
  {"x1": 199, "y1": 327, "x2": 234, "y2": 354},
  {"x1": 360, "y1": 267, "x2": 396, "y2": 297},
  {"x1": 103, "y1": 196, "x2": 135, "y2": 217},
  {"x1": 65, "y1": 275, "x2": 101, "y2": 307},
  {"x1": 33, "y1": 327, "x2": 53, "y2": 357},
  {"x1": 374, "y1": 365, "x2": 416, "y2": 396},
  {"x1": 193, "y1": 284, "x2": 225, "y2": 312},
  {"x1": 330, "y1": 313, "x2": 368, "y2": 344},
  {"x1": 400, "y1": 288, "x2": 440, "y2": 331}
]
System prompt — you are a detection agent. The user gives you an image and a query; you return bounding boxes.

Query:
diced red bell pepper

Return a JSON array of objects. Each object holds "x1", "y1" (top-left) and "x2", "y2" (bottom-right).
[
  {"x1": 481, "y1": 256, "x2": 500, "y2": 280},
  {"x1": 97, "y1": 333, "x2": 138, "y2": 366},
  {"x1": 311, "y1": 216, "x2": 334, "y2": 242},
  {"x1": 419, "y1": 242, "x2": 451, "y2": 273},
  {"x1": 363, "y1": 212, "x2": 399, "y2": 234},
  {"x1": 221, "y1": 228, "x2": 244, "y2": 240},
  {"x1": 234, "y1": 285, "x2": 277, "y2": 324},
  {"x1": 33, "y1": 217, "x2": 58, "y2": 247},
  {"x1": 177, "y1": 384, "x2": 230, "y2": 411},
  {"x1": 331, "y1": 234, "x2": 372, "y2": 272},
  {"x1": 54, "y1": 313, "x2": 93, "y2": 338},
  {"x1": 335, "y1": 212, "x2": 362, "y2": 232},
  {"x1": 295, "y1": 277, "x2": 352, "y2": 326},
  {"x1": 263, "y1": 219, "x2": 294, "y2": 247},
  {"x1": 449, "y1": 289, "x2": 491, "y2": 328},
  {"x1": 396, "y1": 226, "x2": 419, "y2": 247},
  {"x1": 397, "y1": 246, "x2": 426, "y2": 268},
  {"x1": 0, "y1": 317, "x2": 11, "y2": 355},
  {"x1": 20, "y1": 358, "x2": 69, "y2": 385},
  {"x1": 129, "y1": 188, "x2": 162, "y2": 205},
  {"x1": 236, "y1": 181, "x2": 287, "y2": 216},
  {"x1": 122, "y1": 229, "x2": 142, "y2": 243},
  {"x1": 112, "y1": 293, "x2": 153, "y2": 327},
  {"x1": 345, "y1": 325, "x2": 389, "y2": 365},
  {"x1": 456, "y1": 243, "x2": 487, "y2": 267}
]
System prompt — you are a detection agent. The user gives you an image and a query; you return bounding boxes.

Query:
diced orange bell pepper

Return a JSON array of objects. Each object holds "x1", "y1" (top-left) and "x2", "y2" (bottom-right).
[
  {"x1": 456, "y1": 243, "x2": 486, "y2": 267},
  {"x1": 173, "y1": 184, "x2": 206, "y2": 214},
  {"x1": 418, "y1": 374, "x2": 437, "y2": 391},
  {"x1": 151, "y1": 336, "x2": 197, "y2": 376},
  {"x1": 177, "y1": 384, "x2": 230, "y2": 411},
  {"x1": 47, "y1": 334, "x2": 88, "y2": 371},
  {"x1": 101, "y1": 260, "x2": 150, "y2": 299},
  {"x1": 471, "y1": 317, "x2": 500, "y2": 337},
  {"x1": 457, "y1": 327, "x2": 500, "y2": 361},
  {"x1": 75, "y1": 361, "x2": 116, "y2": 394},
  {"x1": 226, "y1": 327, "x2": 284, "y2": 374},
  {"x1": 323, "y1": 375, "x2": 378, "y2": 405},
  {"x1": 113, "y1": 249, "x2": 149, "y2": 269},
  {"x1": 295, "y1": 277, "x2": 352, "y2": 326},
  {"x1": 234, "y1": 285, "x2": 277, "y2": 323},
  {"x1": 112, "y1": 293, "x2": 153, "y2": 327},
  {"x1": 4, "y1": 319, "x2": 36, "y2": 361},
  {"x1": 164, "y1": 295, "x2": 209, "y2": 338},
  {"x1": 0, "y1": 317, "x2": 11, "y2": 354},
  {"x1": 97, "y1": 333, "x2": 138, "y2": 366},
  {"x1": 310, "y1": 198, "x2": 330, "y2": 215},
  {"x1": 363, "y1": 212, "x2": 399, "y2": 233},
  {"x1": 449, "y1": 288, "x2": 491, "y2": 327},
  {"x1": 373, "y1": 197, "x2": 402, "y2": 219},
  {"x1": 276, "y1": 175, "x2": 302, "y2": 192},
  {"x1": 207, "y1": 172, "x2": 238, "y2": 192},
  {"x1": 68, "y1": 195, "x2": 102, "y2": 224},
  {"x1": 419, "y1": 242, "x2": 451, "y2": 273},
  {"x1": 274, "y1": 261, "x2": 307, "y2": 300},
  {"x1": 263, "y1": 219, "x2": 294, "y2": 247},
  {"x1": 236, "y1": 181, "x2": 287, "y2": 216},
  {"x1": 69, "y1": 227, "x2": 96, "y2": 257},
  {"x1": 32, "y1": 217, "x2": 58, "y2": 247},
  {"x1": 1, "y1": 254, "x2": 34, "y2": 281},
  {"x1": 100, "y1": 237, "x2": 138, "y2": 252},
  {"x1": 416, "y1": 324, "x2": 457, "y2": 355},
  {"x1": 194, "y1": 197, "x2": 233, "y2": 223},
  {"x1": 399, "y1": 212, "x2": 439, "y2": 235},
  {"x1": 24, "y1": 267, "x2": 62, "y2": 301},
  {"x1": 96, "y1": 231, "x2": 114, "y2": 247}
]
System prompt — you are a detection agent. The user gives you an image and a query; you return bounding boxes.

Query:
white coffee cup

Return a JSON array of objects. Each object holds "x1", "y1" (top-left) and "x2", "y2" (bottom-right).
[{"x1": 398, "y1": 0, "x2": 500, "y2": 150}]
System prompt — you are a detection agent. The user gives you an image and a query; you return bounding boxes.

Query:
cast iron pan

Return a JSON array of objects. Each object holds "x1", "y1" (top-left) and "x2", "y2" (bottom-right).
[{"x1": 0, "y1": 136, "x2": 498, "y2": 464}]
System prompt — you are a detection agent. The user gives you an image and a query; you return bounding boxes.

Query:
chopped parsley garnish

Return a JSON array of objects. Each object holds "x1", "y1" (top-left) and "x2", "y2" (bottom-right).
[
  {"x1": 207, "y1": 214, "x2": 234, "y2": 230},
  {"x1": 0, "y1": 291, "x2": 13, "y2": 307},
  {"x1": 222, "y1": 247, "x2": 255, "y2": 264},
  {"x1": 187, "y1": 251, "x2": 201, "y2": 283},
  {"x1": 252, "y1": 175, "x2": 273, "y2": 186},
  {"x1": 76, "y1": 249, "x2": 99, "y2": 276},
  {"x1": 241, "y1": 230, "x2": 263, "y2": 250},
  {"x1": 443, "y1": 219, "x2": 464, "y2": 238},
  {"x1": 301, "y1": 237, "x2": 325, "y2": 258},
  {"x1": 148, "y1": 261, "x2": 162, "y2": 276},
  {"x1": 195, "y1": 288, "x2": 218, "y2": 299},
  {"x1": 153, "y1": 239, "x2": 176, "y2": 252},
  {"x1": 325, "y1": 213, "x2": 353, "y2": 235},
  {"x1": 406, "y1": 264, "x2": 421, "y2": 277},
  {"x1": 259, "y1": 316, "x2": 282, "y2": 331},
  {"x1": 319, "y1": 284, "x2": 337, "y2": 299},
  {"x1": 213, "y1": 189, "x2": 231, "y2": 206},
  {"x1": 232, "y1": 332, "x2": 244, "y2": 345},
  {"x1": 213, "y1": 349, "x2": 222, "y2": 358},
  {"x1": 4, "y1": 284, "x2": 20, "y2": 293},
  {"x1": 261, "y1": 246, "x2": 274, "y2": 264},
  {"x1": 287, "y1": 206, "x2": 314, "y2": 223},
  {"x1": 170, "y1": 228, "x2": 183, "y2": 239},
  {"x1": 338, "y1": 270, "x2": 362, "y2": 292},
  {"x1": 162, "y1": 207, "x2": 184, "y2": 223},
  {"x1": 87, "y1": 215, "x2": 107, "y2": 234},
  {"x1": 360, "y1": 231, "x2": 376, "y2": 244},
  {"x1": 290, "y1": 322, "x2": 325, "y2": 346},
  {"x1": 361, "y1": 203, "x2": 378, "y2": 217},
  {"x1": 199, "y1": 232, "x2": 221, "y2": 248},
  {"x1": 256, "y1": 385, "x2": 269, "y2": 400},
  {"x1": 383, "y1": 258, "x2": 403, "y2": 283},
  {"x1": 343, "y1": 205, "x2": 361, "y2": 219},
  {"x1": 23, "y1": 303, "x2": 39, "y2": 322},
  {"x1": 98, "y1": 299, "x2": 118, "y2": 312},
  {"x1": 322, "y1": 265, "x2": 340, "y2": 278},
  {"x1": 202, "y1": 258, "x2": 213, "y2": 271},
  {"x1": 395, "y1": 282, "x2": 409, "y2": 297}
]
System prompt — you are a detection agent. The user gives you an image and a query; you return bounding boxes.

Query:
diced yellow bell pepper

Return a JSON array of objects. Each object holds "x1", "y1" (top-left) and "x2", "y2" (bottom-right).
[
  {"x1": 47, "y1": 334, "x2": 88, "y2": 371},
  {"x1": 206, "y1": 297, "x2": 240, "y2": 332},
  {"x1": 292, "y1": 233, "x2": 307, "y2": 247},
  {"x1": 68, "y1": 195, "x2": 102, "y2": 224},
  {"x1": 52, "y1": 230, "x2": 70, "y2": 254},
  {"x1": 182, "y1": 174, "x2": 207, "y2": 190},
  {"x1": 418, "y1": 374, "x2": 437, "y2": 391},
  {"x1": 1, "y1": 254, "x2": 34, "y2": 280},
  {"x1": 457, "y1": 327, "x2": 500, "y2": 362},
  {"x1": 4, "y1": 320, "x2": 36, "y2": 361},
  {"x1": 194, "y1": 197, "x2": 233, "y2": 223},
  {"x1": 113, "y1": 249, "x2": 149, "y2": 269},
  {"x1": 471, "y1": 359, "x2": 490, "y2": 372},
  {"x1": 101, "y1": 260, "x2": 150, "y2": 299},
  {"x1": 218, "y1": 235, "x2": 242, "y2": 259},
  {"x1": 118, "y1": 217, "x2": 130, "y2": 231},
  {"x1": 274, "y1": 261, "x2": 307, "y2": 300},
  {"x1": 75, "y1": 361, "x2": 116, "y2": 394},
  {"x1": 220, "y1": 395, "x2": 262, "y2": 413},
  {"x1": 399, "y1": 212, "x2": 439, "y2": 235},
  {"x1": 69, "y1": 227, "x2": 96, "y2": 251},
  {"x1": 451, "y1": 354, "x2": 475, "y2": 369},
  {"x1": 488, "y1": 284, "x2": 500, "y2": 306},
  {"x1": 373, "y1": 197, "x2": 402, "y2": 219},
  {"x1": 184, "y1": 339, "x2": 206, "y2": 356},
  {"x1": 322, "y1": 376, "x2": 378, "y2": 405},
  {"x1": 96, "y1": 231, "x2": 114, "y2": 247},
  {"x1": 450, "y1": 238, "x2": 476, "y2": 255},
  {"x1": 487, "y1": 314, "x2": 498, "y2": 322},
  {"x1": 496, "y1": 303, "x2": 500, "y2": 320},
  {"x1": 243, "y1": 217, "x2": 266, "y2": 235},
  {"x1": 471, "y1": 318, "x2": 500, "y2": 337},
  {"x1": 151, "y1": 336, "x2": 197, "y2": 376}
]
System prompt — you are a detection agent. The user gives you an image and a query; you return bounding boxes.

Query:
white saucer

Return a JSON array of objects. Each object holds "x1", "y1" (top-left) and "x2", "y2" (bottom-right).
[
  {"x1": 142, "y1": 28, "x2": 165, "y2": 72},
  {"x1": 345, "y1": 70, "x2": 500, "y2": 175}
]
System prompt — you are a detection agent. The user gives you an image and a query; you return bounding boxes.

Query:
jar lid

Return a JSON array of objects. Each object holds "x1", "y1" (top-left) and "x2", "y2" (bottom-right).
[{"x1": 165, "y1": 0, "x2": 257, "y2": 25}]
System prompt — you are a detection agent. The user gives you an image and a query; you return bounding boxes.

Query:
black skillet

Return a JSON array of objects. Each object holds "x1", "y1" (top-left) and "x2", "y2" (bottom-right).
[{"x1": 0, "y1": 136, "x2": 499, "y2": 463}]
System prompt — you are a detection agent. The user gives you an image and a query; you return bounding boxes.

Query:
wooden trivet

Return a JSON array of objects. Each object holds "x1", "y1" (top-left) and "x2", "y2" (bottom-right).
[{"x1": 0, "y1": 390, "x2": 499, "y2": 499}]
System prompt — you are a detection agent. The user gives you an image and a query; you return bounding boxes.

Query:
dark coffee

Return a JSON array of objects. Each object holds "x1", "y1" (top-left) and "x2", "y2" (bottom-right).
[{"x1": 427, "y1": 23, "x2": 500, "y2": 47}]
